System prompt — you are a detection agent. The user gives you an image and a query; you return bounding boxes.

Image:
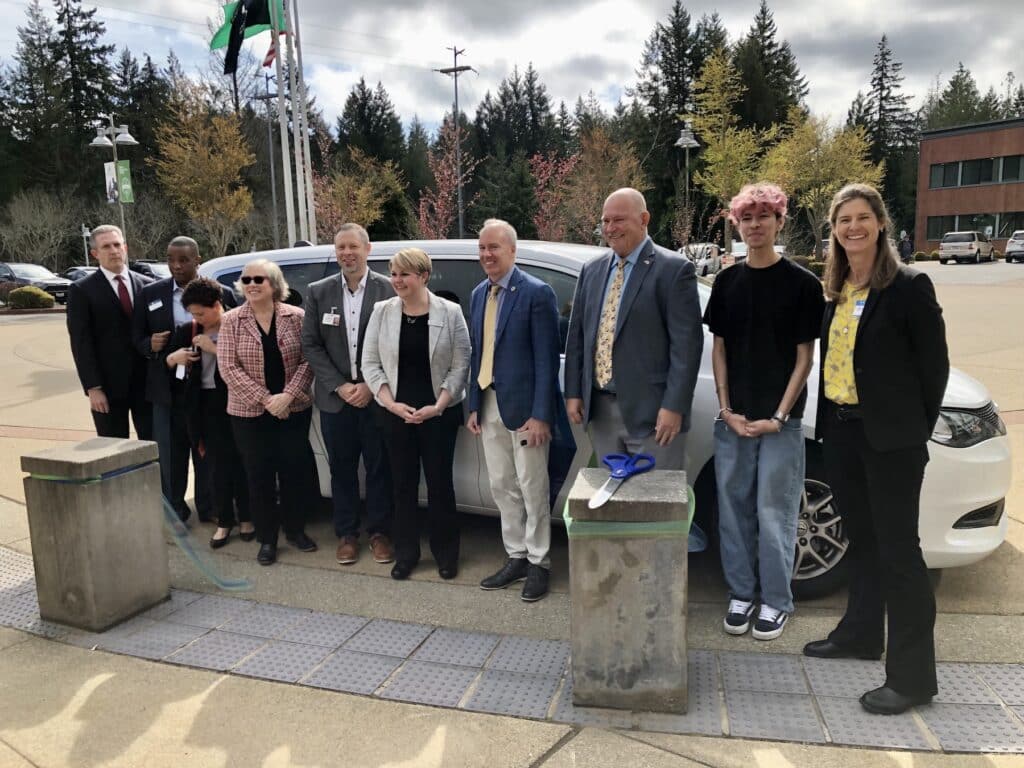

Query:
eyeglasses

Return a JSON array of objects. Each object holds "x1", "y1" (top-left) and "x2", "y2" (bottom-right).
[{"x1": 240, "y1": 276, "x2": 267, "y2": 285}]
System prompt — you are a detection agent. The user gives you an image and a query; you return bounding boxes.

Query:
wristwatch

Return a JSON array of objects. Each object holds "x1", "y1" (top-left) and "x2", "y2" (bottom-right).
[{"x1": 772, "y1": 410, "x2": 790, "y2": 425}]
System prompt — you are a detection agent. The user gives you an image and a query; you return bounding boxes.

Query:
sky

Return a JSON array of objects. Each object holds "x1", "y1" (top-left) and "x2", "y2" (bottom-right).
[{"x1": 2, "y1": 0, "x2": 1023, "y2": 136}]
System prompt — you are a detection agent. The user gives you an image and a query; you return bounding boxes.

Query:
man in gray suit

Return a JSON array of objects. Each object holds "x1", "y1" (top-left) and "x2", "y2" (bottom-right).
[
  {"x1": 564, "y1": 188, "x2": 703, "y2": 467},
  {"x1": 301, "y1": 224, "x2": 396, "y2": 566}
]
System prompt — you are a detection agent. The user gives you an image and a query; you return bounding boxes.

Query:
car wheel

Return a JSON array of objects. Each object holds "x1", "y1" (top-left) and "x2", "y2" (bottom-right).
[
  {"x1": 940, "y1": 259, "x2": 948, "y2": 265},
  {"x1": 701, "y1": 265, "x2": 708, "y2": 277},
  {"x1": 791, "y1": 473, "x2": 850, "y2": 600},
  {"x1": 975, "y1": 250, "x2": 981, "y2": 264}
]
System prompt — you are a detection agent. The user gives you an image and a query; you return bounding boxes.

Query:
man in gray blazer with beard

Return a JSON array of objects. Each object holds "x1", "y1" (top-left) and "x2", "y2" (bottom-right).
[
  {"x1": 301, "y1": 223, "x2": 396, "y2": 567},
  {"x1": 564, "y1": 188, "x2": 703, "y2": 468}
]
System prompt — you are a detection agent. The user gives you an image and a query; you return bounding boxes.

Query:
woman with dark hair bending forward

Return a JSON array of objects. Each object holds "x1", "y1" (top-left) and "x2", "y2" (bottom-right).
[
  {"x1": 217, "y1": 259, "x2": 319, "y2": 566},
  {"x1": 803, "y1": 183, "x2": 949, "y2": 715},
  {"x1": 361, "y1": 247, "x2": 471, "y2": 581}
]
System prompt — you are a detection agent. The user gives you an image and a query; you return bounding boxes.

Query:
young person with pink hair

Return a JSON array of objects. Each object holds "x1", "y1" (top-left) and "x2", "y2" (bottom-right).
[{"x1": 703, "y1": 183, "x2": 825, "y2": 640}]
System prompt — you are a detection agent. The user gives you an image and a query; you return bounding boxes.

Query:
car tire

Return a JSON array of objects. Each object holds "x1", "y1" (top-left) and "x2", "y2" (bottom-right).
[
  {"x1": 940, "y1": 259, "x2": 948, "y2": 265},
  {"x1": 975, "y1": 250, "x2": 981, "y2": 264},
  {"x1": 791, "y1": 448, "x2": 850, "y2": 601},
  {"x1": 701, "y1": 265, "x2": 708, "y2": 277}
]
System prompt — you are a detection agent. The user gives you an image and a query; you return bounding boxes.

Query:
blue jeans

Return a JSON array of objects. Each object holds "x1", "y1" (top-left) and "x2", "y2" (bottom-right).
[{"x1": 714, "y1": 418, "x2": 804, "y2": 614}]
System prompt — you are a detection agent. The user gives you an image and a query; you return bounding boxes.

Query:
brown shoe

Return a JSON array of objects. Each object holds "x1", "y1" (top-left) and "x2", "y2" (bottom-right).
[
  {"x1": 336, "y1": 536, "x2": 358, "y2": 565},
  {"x1": 369, "y1": 533, "x2": 394, "y2": 564}
]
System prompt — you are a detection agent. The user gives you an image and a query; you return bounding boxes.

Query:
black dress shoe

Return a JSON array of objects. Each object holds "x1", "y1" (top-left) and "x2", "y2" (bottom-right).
[
  {"x1": 257, "y1": 542, "x2": 277, "y2": 566},
  {"x1": 521, "y1": 564, "x2": 550, "y2": 602},
  {"x1": 860, "y1": 685, "x2": 932, "y2": 715},
  {"x1": 238, "y1": 528, "x2": 256, "y2": 542},
  {"x1": 803, "y1": 639, "x2": 882, "y2": 660},
  {"x1": 286, "y1": 532, "x2": 318, "y2": 552},
  {"x1": 209, "y1": 528, "x2": 232, "y2": 549},
  {"x1": 479, "y1": 558, "x2": 529, "y2": 590},
  {"x1": 175, "y1": 504, "x2": 192, "y2": 524},
  {"x1": 391, "y1": 561, "x2": 414, "y2": 580},
  {"x1": 438, "y1": 564, "x2": 458, "y2": 580}
]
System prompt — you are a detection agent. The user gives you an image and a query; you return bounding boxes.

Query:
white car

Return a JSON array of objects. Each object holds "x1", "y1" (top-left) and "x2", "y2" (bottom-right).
[
  {"x1": 1005, "y1": 230, "x2": 1024, "y2": 263},
  {"x1": 201, "y1": 240, "x2": 1011, "y2": 598},
  {"x1": 938, "y1": 231, "x2": 996, "y2": 264},
  {"x1": 679, "y1": 242, "x2": 721, "y2": 276}
]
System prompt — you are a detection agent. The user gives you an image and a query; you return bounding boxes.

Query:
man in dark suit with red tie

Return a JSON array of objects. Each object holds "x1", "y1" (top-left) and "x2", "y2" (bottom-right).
[{"x1": 67, "y1": 225, "x2": 152, "y2": 439}]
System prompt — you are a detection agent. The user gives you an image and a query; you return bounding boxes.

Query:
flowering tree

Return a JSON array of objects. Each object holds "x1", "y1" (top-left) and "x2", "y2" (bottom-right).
[
  {"x1": 529, "y1": 152, "x2": 579, "y2": 242},
  {"x1": 416, "y1": 118, "x2": 478, "y2": 239}
]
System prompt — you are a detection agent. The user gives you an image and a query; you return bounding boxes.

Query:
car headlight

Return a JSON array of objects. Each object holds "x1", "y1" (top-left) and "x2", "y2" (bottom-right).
[{"x1": 931, "y1": 407, "x2": 1007, "y2": 448}]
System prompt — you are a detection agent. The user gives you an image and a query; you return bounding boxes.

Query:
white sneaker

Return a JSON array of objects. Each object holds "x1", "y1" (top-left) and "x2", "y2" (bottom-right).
[
  {"x1": 723, "y1": 598, "x2": 756, "y2": 635},
  {"x1": 752, "y1": 604, "x2": 789, "y2": 640}
]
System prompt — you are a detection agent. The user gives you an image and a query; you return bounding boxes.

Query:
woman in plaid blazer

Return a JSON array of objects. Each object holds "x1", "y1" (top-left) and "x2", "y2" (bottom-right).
[{"x1": 217, "y1": 259, "x2": 318, "y2": 566}]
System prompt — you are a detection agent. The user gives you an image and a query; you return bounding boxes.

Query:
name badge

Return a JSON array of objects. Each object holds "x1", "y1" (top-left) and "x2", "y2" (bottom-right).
[
  {"x1": 148, "y1": 299, "x2": 163, "y2": 311},
  {"x1": 852, "y1": 299, "x2": 866, "y2": 318},
  {"x1": 322, "y1": 308, "x2": 341, "y2": 327}
]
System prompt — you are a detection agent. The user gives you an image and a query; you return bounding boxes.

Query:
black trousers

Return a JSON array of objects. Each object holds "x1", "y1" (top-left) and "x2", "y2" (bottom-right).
[
  {"x1": 382, "y1": 406, "x2": 460, "y2": 568},
  {"x1": 92, "y1": 388, "x2": 153, "y2": 441},
  {"x1": 231, "y1": 409, "x2": 315, "y2": 545},
  {"x1": 823, "y1": 408, "x2": 937, "y2": 698},
  {"x1": 199, "y1": 390, "x2": 250, "y2": 528},
  {"x1": 154, "y1": 401, "x2": 212, "y2": 519}
]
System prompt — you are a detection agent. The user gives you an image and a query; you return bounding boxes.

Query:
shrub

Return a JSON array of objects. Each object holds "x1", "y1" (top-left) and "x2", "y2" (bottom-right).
[
  {"x1": 0, "y1": 281, "x2": 20, "y2": 302},
  {"x1": 789, "y1": 254, "x2": 811, "y2": 268},
  {"x1": 914, "y1": 251, "x2": 929, "y2": 261},
  {"x1": 931, "y1": 250, "x2": 940, "y2": 259},
  {"x1": 807, "y1": 260, "x2": 826, "y2": 277},
  {"x1": 7, "y1": 285, "x2": 54, "y2": 309}
]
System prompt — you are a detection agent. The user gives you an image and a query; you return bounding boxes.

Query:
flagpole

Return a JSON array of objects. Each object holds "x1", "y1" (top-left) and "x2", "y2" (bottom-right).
[
  {"x1": 269, "y1": 0, "x2": 296, "y2": 245},
  {"x1": 290, "y1": 0, "x2": 317, "y2": 243},
  {"x1": 283, "y1": 0, "x2": 308, "y2": 242}
]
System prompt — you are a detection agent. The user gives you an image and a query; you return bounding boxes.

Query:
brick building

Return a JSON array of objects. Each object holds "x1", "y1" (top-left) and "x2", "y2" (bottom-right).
[{"x1": 915, "y1": 117, "x2": 1024, "y2": 253}]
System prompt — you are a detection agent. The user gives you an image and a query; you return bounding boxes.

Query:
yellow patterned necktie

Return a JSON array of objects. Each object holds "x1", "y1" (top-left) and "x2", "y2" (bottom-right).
[
  {"x1": 477, "y1": 284, "x2": 500, "y2": 389},
  {"x1": 595, "y1": 258, "x2": 626, "y2": 389}
]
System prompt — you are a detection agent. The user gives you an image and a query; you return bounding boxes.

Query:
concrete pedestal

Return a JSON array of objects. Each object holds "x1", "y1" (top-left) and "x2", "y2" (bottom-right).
[
  {"x1": 566, "y1": 468, "x2": 691, "y2": 713},
  {"x1": 21, "y1": 438, "x2": 169, "y2": 631}
]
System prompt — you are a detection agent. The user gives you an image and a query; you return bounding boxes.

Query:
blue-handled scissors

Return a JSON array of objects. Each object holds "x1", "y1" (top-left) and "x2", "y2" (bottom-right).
[{"x1": 588, "y1": 453, "x2": 656, "y2": 508}]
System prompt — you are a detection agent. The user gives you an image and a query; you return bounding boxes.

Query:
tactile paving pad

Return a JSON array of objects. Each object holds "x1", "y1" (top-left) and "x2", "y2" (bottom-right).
[
  {"x1": 817, "y1": 695, "x2": 933, "y2": 749},
  {"x1": 934, "y1": 663, "x2": 1001, "y2": 705},
  {"x1": 486, "y1": 635, "x2": 570, "y2": 677},
  {"x1": 278, "y1": 611, "x2": 368, "y2": 648},
  {"x1": 0, "y1": 551, "x2": 33, "y2": 598},
  {"x1": 102, "y1": 622, "x2": 209, "y2": 660},
  {"x1": 553, "y1": 678, "x2": 636, "y2": 729},
  {"x1": 166, "y1": 630, "x2": 266, "y2": 671},
  {"x1": 380, "y1": 660, "x2": 479, "y2": 707},
  {"x1": 920, "y1": 703, "x2": 1024, "y2": 753},
  {"x1": 302, "y1": 649, "x2": 401, "y2": 693},
  {"x1": 138, "y1": 590, "x2": 204, "y2": 620},
  {"x1": 413, "y1": 628, "x2": 500, "y2": 667},
  {"x1": 721, "y1": 651, "x2": 807, "y2": 694},
  {"x1": 725, "y1": 690, "x2": 825, "y2": 743},
  {"x1": 343, "y1": 618, "x2": 432, "y2": 658},
  {"x1": 220, "y1": 604, "x2": 312, "y2": 640},
  {"x1": 634, "y1": 649, "x2": 725, "y2": 736},
  {"x1": 233, "y1": 640, "x2": 332, "y2": 683},
  {"x1": 164, "y1": 594, "x2": 255, "y2": 629},
  {"x1": 464, "y1": 669, "x2": 561, "y2": 719},
  {"x1": 0, "y1": 591, "x2": 39, "y2": 627},
  {"x1": 803, "y1": 657, "x2": 885, "y2": 698},
  {"x1": 974, "y1": 665, "x2": 1024, "y2": 706},
  {"x1": 65, "y1": 616, "x2": 158, "y2": 649}
]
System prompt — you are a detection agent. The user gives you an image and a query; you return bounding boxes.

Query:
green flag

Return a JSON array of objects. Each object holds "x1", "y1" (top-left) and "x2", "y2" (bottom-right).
[{"x1": 209, "y1": 0, "x2": 286, "y2": 51}]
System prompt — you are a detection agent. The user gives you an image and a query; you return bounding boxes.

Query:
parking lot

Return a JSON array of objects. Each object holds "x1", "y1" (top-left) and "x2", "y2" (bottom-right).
[{"x1": 0, "y1": 259, "x2": 1021, "y2": 660}]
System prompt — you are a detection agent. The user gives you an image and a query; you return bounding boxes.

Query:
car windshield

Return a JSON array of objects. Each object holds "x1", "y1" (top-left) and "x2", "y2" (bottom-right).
[
  {"x1": 9, "y1": 264, "x2": 57, "y2": 279},
  {"x1": 1012, "y1": 231, "x2": 1024, "y2": 240},
  {"x1": 150, "y1": 264, "x2": 171, "y2": 277},
  {"x1": 942, "y1": 233, "x2": 973, "y2": 243}
]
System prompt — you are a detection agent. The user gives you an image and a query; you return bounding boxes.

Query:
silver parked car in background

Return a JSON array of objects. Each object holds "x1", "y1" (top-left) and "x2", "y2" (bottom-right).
[
  {"x1": 938, "y1": 231, "x2": 996, "y2": 264},
  {"x1": 1004, "y1": 230, "x2": 1024, "y2": 263},
  {"x1": 201, "y1": 239, "x2": 1011, "y2": 599}
]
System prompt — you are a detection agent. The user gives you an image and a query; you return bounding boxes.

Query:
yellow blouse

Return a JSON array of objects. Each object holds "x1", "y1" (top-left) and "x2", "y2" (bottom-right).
[{"x1": 823, "y1": 282, "x2": 870, "y2": 405}]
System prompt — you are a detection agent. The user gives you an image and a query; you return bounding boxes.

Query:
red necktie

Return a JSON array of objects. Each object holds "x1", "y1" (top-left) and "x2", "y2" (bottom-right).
[{"x1": 115, "y1": 275, "x2": 132, "y2": 316}]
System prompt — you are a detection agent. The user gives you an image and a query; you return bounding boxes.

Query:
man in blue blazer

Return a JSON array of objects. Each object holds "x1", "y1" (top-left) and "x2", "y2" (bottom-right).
[
  {"x1": 467, "y1": 219, "x2": 561, "y2": 602},
  {"x1": 132, "y1": 237, "x2": 232, "y2": 522},
  {"x1": 564, "y1": 188, "x2": 703, "y2": 468}
]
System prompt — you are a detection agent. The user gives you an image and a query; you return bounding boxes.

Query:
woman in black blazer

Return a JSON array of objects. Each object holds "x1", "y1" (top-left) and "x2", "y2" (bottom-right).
[
  {"x1": 164, "y1": 278, "x2": 253, "y2": 548},
  {"x1": 803, "y1": 183, "x2": 949, "y2": 715}
]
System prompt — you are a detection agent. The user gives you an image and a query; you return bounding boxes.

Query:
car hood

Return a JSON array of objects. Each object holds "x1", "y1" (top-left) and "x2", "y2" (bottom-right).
[{"x1": 943, "y1": 367, "x2": 993, "y2": 410}]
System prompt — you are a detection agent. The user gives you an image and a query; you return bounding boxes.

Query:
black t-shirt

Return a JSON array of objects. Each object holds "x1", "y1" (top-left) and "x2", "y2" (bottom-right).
[
  {"x1": 259, "y1": 315, "x2": 286, "y2": 396},
  {"x1": 703, "y1": 257, "x2": 824, "y2": 420},
  {"x1": 396, "y1": 312, "x2": 434, "y2": 408}
]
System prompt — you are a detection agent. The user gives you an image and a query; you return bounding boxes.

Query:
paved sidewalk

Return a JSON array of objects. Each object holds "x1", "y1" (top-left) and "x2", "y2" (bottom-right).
[{"x1": 3, "y1": 546, "x2": 1023, "y2": 758}]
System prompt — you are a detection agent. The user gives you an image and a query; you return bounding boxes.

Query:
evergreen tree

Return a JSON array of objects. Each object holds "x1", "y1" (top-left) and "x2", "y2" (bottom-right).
[
  {"x1": 471, "y1": 146, "x2": 537, "y2": 237},
  {"x1": 690, "y1": 12, "x2": 729, "y2": 80},
  {"x1": 553, "y1": 100, "x2": 575, "y2": 156},
  {"x1": 474, "y1": 65, "x2": 555, "y2": 159},
  {"x1": 1011, "y1": 85, "x2": 1024, "y2": 118},
  {"x1": 978, "y1": 86, "x2": 1004, "y2": 121},
  {"x1": 846, "y1": 91, "x2": 871, "y2": 130},
  {"x1": 865, "y1": 36, "x2": 917, "y2": 162},
  {"x1": 402, "y1": 116, "x2": 432, "y2": 206},
  {"x1": 920, "y1": 63, "x2": 996, "y2": 129},
  {"x1": 732, "y1": 0, "x2": 807, "y2": 130},
  {"x1": 573, "y1": 91, "x2": 608, "y2": 140},
  {"x1": 336, "y1": 78, "x2": 405, "y2": 164}
]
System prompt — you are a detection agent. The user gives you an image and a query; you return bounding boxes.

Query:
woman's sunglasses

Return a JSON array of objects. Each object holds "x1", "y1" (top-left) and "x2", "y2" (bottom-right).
[{"x1": 240, "y1": 276, "x2": 267, "y2": 285}]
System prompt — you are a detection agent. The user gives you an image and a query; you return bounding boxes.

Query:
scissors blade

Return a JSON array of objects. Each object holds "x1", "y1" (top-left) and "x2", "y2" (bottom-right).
[{"x1": 588, "y1": 476, "x2": 624, "y2": 509}]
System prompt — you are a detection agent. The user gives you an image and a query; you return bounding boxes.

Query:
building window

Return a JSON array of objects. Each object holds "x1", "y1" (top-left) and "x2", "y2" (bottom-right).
[
  {"x1": 998, "y1": 212, "x2": 1024, "y2": 238},
  {"x1": 960, "y1": 213, "x2": 997, "y2": 237},
  {"x1": 1003, "y1": 156, "x2": 1022, "y2": 182},
  {"x1": 942, "y1": 162, "x2": 960, "y2": 187},
  {"x1": 927, "y1": 215, "x2": 957, "y2": 240},
  {"x1": 961, "y1": 158, "x2": 995, "y2": 186}
]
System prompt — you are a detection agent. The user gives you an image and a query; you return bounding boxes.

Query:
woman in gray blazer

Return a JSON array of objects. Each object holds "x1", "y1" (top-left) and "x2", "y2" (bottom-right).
[{"x1": 362, "y1": 248, "x2": 471, "y2": 580}]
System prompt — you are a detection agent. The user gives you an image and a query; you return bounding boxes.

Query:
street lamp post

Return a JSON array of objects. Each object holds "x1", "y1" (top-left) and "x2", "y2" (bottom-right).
[
  {"x1": 89, "y1": 114, "x2": 138, "y2": 239},
  {"x1": 674, "y1": 124, "x2": 700, "y2": 209}
]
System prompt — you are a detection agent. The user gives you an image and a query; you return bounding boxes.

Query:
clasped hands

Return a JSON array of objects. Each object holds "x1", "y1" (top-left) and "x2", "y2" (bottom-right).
[{"x1": 722, "y1": 410, "x2": 780, "y2": 438}]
